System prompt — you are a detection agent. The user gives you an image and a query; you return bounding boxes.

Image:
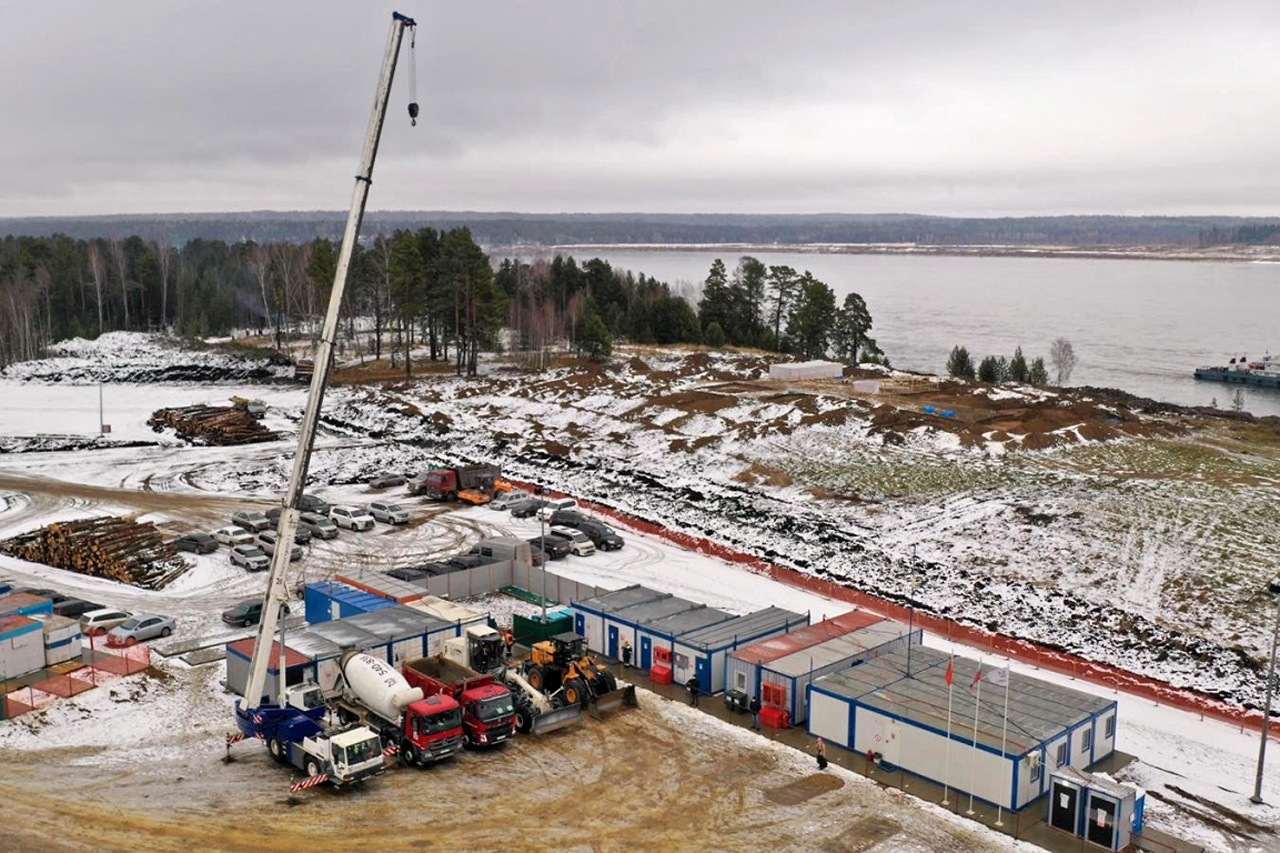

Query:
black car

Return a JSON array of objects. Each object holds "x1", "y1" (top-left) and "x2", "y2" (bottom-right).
[
  {"x1": 172, "y1": 532, "x2": 218, "y2": 554},
  {"x1": 575, "y1": 520, "x2": 624, "y2": 551},
  {"x1": 265, "y1": 508, "x2": 313, "y2": 545},
  {"x1": 549, "y1": 510, "x2": 589, "y2": 528},
  {"x1": 509, "y1": 498, "x2": 548, "y2": 519},
  {"x1": 528, "y1": 535, "x2": 571, "y2": 559},
  {"x1": 386, "y1": 566, "x2": 429, "y2": 582},
  {"x1": 299, "y1": 493, "x2": 330, "y2": 515},
  {"x1": 445, "y1": 554, "x2": 486, "y2": 570},
  {"x1": 55, "y1": 598, "x2": 104, "y2": 618},
  {"x1": 221, "y1": 598, "x2": 290, "y2": 627}
]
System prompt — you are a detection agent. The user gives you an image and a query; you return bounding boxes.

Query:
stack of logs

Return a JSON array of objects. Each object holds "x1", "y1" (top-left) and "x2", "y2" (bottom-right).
[
  {"x1": 0, "y1": 517, "x2": 189, "y2": 589},
  {"x1": 148, "y1": 405, "x2": 278, "y2": 445}
]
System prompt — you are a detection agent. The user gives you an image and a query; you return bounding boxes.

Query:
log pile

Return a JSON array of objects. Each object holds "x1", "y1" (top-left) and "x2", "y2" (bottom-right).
[
  {"x1": 148, "y1": 405, "x2": 278, "y2": 445},
  {"x1": 0, "y1": 517, "x2": 189, "y2": 589}
]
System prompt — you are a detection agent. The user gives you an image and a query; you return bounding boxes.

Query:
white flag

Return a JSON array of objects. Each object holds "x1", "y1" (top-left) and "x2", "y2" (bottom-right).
[{"x1": 988, "y1": 666, "x2": 1010, "y2": 687}]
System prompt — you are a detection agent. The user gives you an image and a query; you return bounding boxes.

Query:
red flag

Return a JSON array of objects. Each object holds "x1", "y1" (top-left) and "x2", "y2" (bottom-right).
[
  {"x1": 945, "y1": 655, "x2": 955, "y2": 687},
  {"x1": 970, "y1": 663, "x2": 984, "y2": 689}
]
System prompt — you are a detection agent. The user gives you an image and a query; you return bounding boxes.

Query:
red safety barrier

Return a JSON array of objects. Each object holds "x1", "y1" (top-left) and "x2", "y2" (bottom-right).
[
  {"x1": 290, "y1": 774, "x2": 329, "y2": 793},
  {"x1": 514, "y1": 484, "x2": 1280, "y2": 738}
]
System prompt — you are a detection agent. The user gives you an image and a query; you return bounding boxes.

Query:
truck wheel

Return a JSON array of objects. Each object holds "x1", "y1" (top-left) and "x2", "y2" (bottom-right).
[
  {"x1": 564, "y1": 678, "x2": 588, "y2": 707},
  {"x1": 268, "y1": 738, "x2": 286, "y2": 764},
  {"x1": 402, "y1": 741, "x2": 419, "y2": 767},
  {"x1": 306, "y1": 758, "x2": 320, "y2": 779},
  {"x1": 516, "y1": 708, "x2": 533, "y2": 734},
  {"x1": 447, "y1": 491, "x2": 457, "y2": 502},
  {"x1": 526, "y1": 665, "x2": 545, "y2": 691}
]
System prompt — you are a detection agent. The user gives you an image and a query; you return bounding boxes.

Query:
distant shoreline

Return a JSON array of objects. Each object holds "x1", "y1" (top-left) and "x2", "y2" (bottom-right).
[{"x1": 498, "y1": 242, "x2": 1280, "y2": 264}]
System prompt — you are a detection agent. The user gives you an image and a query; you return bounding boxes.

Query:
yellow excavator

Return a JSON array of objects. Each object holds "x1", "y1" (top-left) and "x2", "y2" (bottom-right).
[{"x1": 523, "y1": 633, "x2": 637, "y2": 714}]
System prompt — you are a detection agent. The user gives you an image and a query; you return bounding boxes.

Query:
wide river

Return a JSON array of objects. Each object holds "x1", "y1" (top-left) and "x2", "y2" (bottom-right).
[{"x1": 512, "y1": 248, "x2": 1280, "y2": 418}]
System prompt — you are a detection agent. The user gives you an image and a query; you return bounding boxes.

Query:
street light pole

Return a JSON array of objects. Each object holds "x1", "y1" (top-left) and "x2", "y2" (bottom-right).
[{"x1": 1251, "y1": 581, "x2": 1280, "y2": 804}]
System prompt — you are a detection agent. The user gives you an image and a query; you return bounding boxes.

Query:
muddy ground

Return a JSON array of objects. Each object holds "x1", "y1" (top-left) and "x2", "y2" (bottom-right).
[{"x1": 0, "y1": 674, "x2": 1005, "y2": 853}]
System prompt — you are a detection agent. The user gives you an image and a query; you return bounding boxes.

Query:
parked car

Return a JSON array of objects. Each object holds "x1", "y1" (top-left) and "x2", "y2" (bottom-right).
[
  {"x1": 368, "y1": 500, "x2": 410, "y2": 525},
  {"x1": 537, "y1": 498, "x2": 579, "y2": 522},
  {"x1": 549, "y1": 509, "x2": 589, "y2": 528},
  {"x1": 445, "y1": 554, "x2": 486, "y2": 570},
  {"x1": 548, "y1": 525, "x2": 596, "y2": 557},
  {"x1": 509, "y1": 498, "x2": 548, "y2": 519},
  {"x1": 171, "y1": 532, "x2": 218, "y2": 554},
  {"x1": 298, "y1": 511, "x2": 339, "y2": 540},
  {"x1": 528, "y1": 535, "x2": 571, "y2": 560},
  {"x1": 330, "y1": 505, "x2": 375, "y2": 532},
  {"x1": 230, "y1": 544, "x2": 270, "y2": 572},
  {"x1": 231, "y1": 510, "x2": 270, "y2": 533},
  {"x1": 386, "y1": 566, "x2": 430, "y2": 582},
  {"x1": 368, "y1": 471, "x2": 407, "y2": 489},
  {"x1": 575, "y1": 520, "x2": 625, "y2": 551},
  {"x1": 80, "y1": 608, "x2": 131, "y2": 635},
  {"x1": 211, "y1": 525, "x2": 254, "y2": 546},
  {"x1": 490, "y1": 489, "x2": 532, "y2": 511},
  {"x1": 299, "y1": 493, "x2": 331, "y2": 515},
  {"x1": 55, "y1": 598, "x2": 104, "y2": 618},
  {"x1": 221, "y1": 598, "x2": 290, "y2": 627},
  {"x1": 255, "y1": 531, "x2": 303, "y2": 562},
  {"x1": 106, "y1": 613, "x2": 175, "y2": 646}
]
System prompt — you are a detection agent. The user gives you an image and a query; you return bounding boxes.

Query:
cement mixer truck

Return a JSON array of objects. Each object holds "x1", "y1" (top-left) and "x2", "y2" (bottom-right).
[{"x1": 332, "y1": 651, "x2": 465, "y2": 767}]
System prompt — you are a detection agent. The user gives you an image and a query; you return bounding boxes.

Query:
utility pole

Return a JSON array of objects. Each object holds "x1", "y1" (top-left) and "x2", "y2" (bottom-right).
[
  {"x1": 1251, "y1": 578, "x2": 1280, "y2": 804},
  {"x1": 98, "y1": 382, "x2": 104, "y2": 435}
]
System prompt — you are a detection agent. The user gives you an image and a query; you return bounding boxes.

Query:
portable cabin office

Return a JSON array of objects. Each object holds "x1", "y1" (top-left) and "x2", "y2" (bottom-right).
[
  {"x1": 635, "y1": 605, "x2": 736, "y2": 683},
  {"x1": 606, "y1": 596, "x2": 704, "y2": 669},
  {"x1": 671, "y1": 607, "x2": 809, "y2": 694},
  {"x1": 571, "y1": 585, "x2": 667, "y2": 654}
]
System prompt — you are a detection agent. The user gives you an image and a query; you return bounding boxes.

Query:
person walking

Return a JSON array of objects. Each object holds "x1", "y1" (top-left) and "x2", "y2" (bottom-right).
[
  {"x1": 748, "y1": 694, "x2": 761, "y2": 731},
  {"x1": 816, "y1": 737, "x2": 828, "y2": 771},
  {"x1": 686, "y1": 675, "x2": 700, "y2": 708},
  {"x1": 503, "y1": 630, "x2": 515, "y2": 661},
  {"x1": 621, "y1": 639, "x2": 633, "y2": 669}
]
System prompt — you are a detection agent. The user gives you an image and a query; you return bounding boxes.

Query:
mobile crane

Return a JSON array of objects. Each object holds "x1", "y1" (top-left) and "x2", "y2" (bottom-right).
[{"x1": 231, "y1": 11, "x2": 420, "y2": 791}]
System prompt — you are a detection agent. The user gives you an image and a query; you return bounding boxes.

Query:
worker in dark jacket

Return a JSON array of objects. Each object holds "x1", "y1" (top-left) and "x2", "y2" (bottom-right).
[
  {"x1": 816, "y1": 737, "x2": 828, "y2": 770},
  {"x1": 748, "y1": 695, "x2": 761, "y2": 730},
  {"x1": 686, "y1": 675, "x2": 700, "y2": 707},
  {"x1": 621, "y1": 639, "x2": 633, "y2": 669}
]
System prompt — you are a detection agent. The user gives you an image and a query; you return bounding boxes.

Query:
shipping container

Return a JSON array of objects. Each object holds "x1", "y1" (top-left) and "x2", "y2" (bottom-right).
[
  {"x1": 36, "y1": 614, "x2": 83, "y2": 666},
  {"x1": 336, "y1": 572, "x2": 425, "y2": 604},
  {"x1": 343, "y1": 605, "x2": 454, "y2": 668},
  {"x1": 224, "y1": 637, "x2": 312, "y2": 701},
  {"x1": 0, "y1": 593, "x2": 55, "y2": 618},
  {"x1": 0, "y1": 614, "x2": 44, "y2": 679},
  {"x1": 304, "y1": 580, "x2": 397, "y2": 624}
]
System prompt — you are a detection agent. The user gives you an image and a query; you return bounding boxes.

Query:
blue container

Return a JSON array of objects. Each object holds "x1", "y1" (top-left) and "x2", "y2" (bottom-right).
[
  {"x1": 304, "y1": 581, "x2": 397, "y2": 625},
  {"x1": 0, "y1": 593, "x2": 54, "y2": 618}
]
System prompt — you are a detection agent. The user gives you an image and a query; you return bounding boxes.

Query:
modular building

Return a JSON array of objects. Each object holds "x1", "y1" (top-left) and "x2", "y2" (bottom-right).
[
  {"x1": 807, "y1": 647, "x2": 1118, "y2": 812},
  {"x1": 0, "y1": 593, "x2": 54, "y2": 618},
  {"x1": 769, "y1": 360, "x2": 843, "y2": 381},
  {"x1": 37, "y1": 614, "x2": 83, "y2": 666},
  {"x1": 634, "y1": 604, "x2": 736, "y2": 675},
  {"x1": 304, "y1": 580, "x2": 397, "y2": 624},
  {"x1": 343, "y1": 605, "x2": 453, "y2": 668},
  {"x1": 672, "y1": 606, "x2": 809, "y2": 694},
  {"x1": 1047, "y1": 766, "x2": 1145, "y2": 852},
  {"x1": 606, "y1": 596, "x2": 707, "y2": 668},
  {"x1": 306, "y1": 618, "x2": 390, "y2": 663},
  {"x1": 404, "y1": 595, "x2": 487, "y2": 633},
  {"x1": 281, "y1": 630, "x2": 346, "y2": 696},
  {"x1": 224, "y1": 638, "x2": 312, "y2": 700},
  {"x1": 336, "y1": 572, "x2": 425, "y2": 604},
  {"x1": 572, "y1": 585, "x2": 667, "y2": 654},
  {"x1": 0, "y1": 614, "x2": 45, "y2": 679}
]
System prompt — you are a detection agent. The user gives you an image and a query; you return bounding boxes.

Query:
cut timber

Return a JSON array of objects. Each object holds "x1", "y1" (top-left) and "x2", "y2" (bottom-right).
[
  {"x1": 148, "y1": 405, "x2": 278, "y2": 446},
  {"x1": 0, "y1": 517, "x2": 188, "y2": 590}
]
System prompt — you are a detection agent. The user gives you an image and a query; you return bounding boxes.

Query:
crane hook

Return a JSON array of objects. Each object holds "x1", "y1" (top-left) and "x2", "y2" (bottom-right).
[{"x1": 408, "y1": 103, "x2": 419, "y2": 126}]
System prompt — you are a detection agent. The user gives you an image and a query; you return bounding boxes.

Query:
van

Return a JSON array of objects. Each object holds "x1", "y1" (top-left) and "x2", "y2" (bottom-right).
[
  {"x1": 536, "y1": 498, "x2": 578, "y2": 522},
  {"x1": 549, "y1": 525, "x2": 596, "y2": 557},
  {"x1": 468, "y1": 537, "x2": 534, "y2": 567}
]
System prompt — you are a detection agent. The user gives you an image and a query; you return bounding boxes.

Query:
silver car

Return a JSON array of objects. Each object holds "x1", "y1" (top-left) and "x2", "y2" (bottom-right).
[
  {"x1": 491, "y1": 489, "x2": 531, "y2": 511},
  {"x1": 231, "y1": 510, "x2": 270, "y2": 533},
  {"x1": 256, "y1": 531, "x2": 303, "y2": 562},
  {"x1": 298, "y1": 511, "x2": 340, "y2": 539},
  {"x1": 230, "y1": 544, "x2": 270, "y2": 571},
  {"x1": 106, "y1": 613, "x2": 175, "y2": 646},
  {"x1": 368, "y1": 500, "x2": 409, "y2": 524}
]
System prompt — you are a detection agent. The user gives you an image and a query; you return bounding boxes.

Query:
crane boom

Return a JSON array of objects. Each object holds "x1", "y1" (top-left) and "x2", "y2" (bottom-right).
[{"x1": 244, "y1": 11, "x2": 417, "y2": 710}]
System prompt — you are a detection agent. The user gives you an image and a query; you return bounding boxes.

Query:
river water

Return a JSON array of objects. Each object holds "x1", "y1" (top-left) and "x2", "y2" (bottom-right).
[{"x1": 516, "y1": 248, "x2": 1280, "y2": 418}]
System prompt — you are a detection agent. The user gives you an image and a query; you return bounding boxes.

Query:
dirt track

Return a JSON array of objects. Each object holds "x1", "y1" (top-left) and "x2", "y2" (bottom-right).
[{"x1": 0, "y1": 678, "x2": 1006, "y2": 853}]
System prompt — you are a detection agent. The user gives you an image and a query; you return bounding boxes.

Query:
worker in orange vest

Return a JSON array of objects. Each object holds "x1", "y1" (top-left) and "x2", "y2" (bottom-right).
[{"x1": 503, "y1": 630, "x2": 515, "y2": 661}]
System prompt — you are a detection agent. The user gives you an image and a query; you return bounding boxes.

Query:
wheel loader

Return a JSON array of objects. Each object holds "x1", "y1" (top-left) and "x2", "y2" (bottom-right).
[{"x1": 523, "y1": 632, "x2": 637, "y2": 716}]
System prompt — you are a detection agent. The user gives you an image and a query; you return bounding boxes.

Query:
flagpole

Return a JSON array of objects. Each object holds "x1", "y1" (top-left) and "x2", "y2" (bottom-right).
[
  {"x1": 967, "y1": 658, "x2": 982, "y2": 816},
  {"x1": 942, "y1": 652, "x2": 955, "y2": 806},
  {"x1": 996, "y1": 659, "x2": 1011, "y2": 827}
]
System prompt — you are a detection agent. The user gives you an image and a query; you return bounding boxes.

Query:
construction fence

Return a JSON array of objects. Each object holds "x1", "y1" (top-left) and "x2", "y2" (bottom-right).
[{"x1": 1, "y1": 643, "x2": 151, "y2": 721}]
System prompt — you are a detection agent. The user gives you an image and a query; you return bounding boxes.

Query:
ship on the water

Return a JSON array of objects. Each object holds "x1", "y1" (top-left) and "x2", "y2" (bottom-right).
[{"x1": 1194, "y1": 354, "x2": 1280, "y2": 387}]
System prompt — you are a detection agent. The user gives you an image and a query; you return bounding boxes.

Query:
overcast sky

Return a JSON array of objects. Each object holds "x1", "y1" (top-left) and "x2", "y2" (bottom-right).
[{"x1": 2, "y1": 1, "x2": 1278, "y2": 217}]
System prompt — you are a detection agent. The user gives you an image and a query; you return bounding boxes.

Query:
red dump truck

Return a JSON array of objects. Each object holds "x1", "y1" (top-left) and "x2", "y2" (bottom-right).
[
  {"x1": 410, "y1": 464, "x2": 502, "y2": 504},
  {"x1": 402, "y1": 656, "x2": 517, "y2": 748}
]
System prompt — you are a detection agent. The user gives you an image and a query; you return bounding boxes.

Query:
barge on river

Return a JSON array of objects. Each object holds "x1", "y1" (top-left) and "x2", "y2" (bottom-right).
[{"x1": 1194, "y1": 355, "x2": 1280, "y2": 387}]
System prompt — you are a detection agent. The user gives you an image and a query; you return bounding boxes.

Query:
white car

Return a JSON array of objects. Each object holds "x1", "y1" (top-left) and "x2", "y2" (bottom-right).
[
  {"x1": 255, "y1": 531, "x2": 303, "y2": 562},
  {"x1": 80, "y1": 607, "x2": 131, "y2": 636},
  {"x1": 536, "y1": 498, "x2": 578, "y2": 522},
  {"x1": 330, "y1": 505, "x2": 375, "y2": 531},
  {"x1": 491, "y1": 489, "x2": 531, "y2": 511},
  {"x1": 549, "y1": 525, "x2": 596, "y2": 557},
  {"x1": 368, "y1": 501, "x2": 409, "y2": 525},
  {"x1": 212, "y1": 525, "x2": 254, "y2": 546}
]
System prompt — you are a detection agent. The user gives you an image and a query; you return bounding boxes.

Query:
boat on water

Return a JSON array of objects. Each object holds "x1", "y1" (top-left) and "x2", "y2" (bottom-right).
[{"x1": 1194, "y1": 354, "x2": 1280, "y2": 387}]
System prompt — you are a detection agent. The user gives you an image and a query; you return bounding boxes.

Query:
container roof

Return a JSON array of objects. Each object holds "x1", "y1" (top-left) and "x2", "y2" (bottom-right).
[
  {"x1": 406, "y1": 595, "x2": 484, "y2": 624},
  {"x1": 307, "y1": 619, "x2": 385, "y2": 649},
  {"x1": 336, "y1": 572, "x2": 423, "y2": 604},
  {"x1": 813, "y1": 646, "x2": 1115, "y2": 756},
  {"x1": 0, "y1": 593, "x2": 52, "y2": 613},
  {"x1": 345, "y1": 604, "x2": 449, "y2": 639},
  {"x1": 285, "y1": 630, "x2": 344, "y2": 659},
  {"x1": 642, "y1": 605, "x2": 735, "y2": 639},
  {"x1": 0, "y1": 613, "x2": 39, "y2": 638},
  {"x1": 767, "y1": 619, "x2": 914, "y2": 677},
  {"x1": 678, "y1": 607, "x2": 808, "y2": 651},
  {"x1": 226, "y1": 638, "x2": 311, "y2": 669},
  {"x1": 307, "y1": 580, "x2": 396, "y2": 611},
  {"x1": 731, "y1": 610, "x2": 887, "y2": 665},
  {"x1": 615, "y1": 596, "x2": 701, "y2": 627},
  {"x1": 574, "y1": 584, "x2": 667, "y2": 615}
]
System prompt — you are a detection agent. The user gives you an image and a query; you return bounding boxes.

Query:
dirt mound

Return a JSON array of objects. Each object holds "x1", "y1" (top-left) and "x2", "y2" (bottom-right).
[{"x1": 626, "y1": 356, "x2": 652, "y2": 374}]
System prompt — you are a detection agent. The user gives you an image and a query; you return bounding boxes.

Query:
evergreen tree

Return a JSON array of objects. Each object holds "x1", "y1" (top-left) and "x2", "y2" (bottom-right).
[
  {"x1": 734, "y1": 256, "x2": 767, "y2": 344},
  {"x1": 830, "y1": 291, "x2": 880, "y2": 365},
  {"x1": 387, "y1": 230, "x2": 425, "y2": 377},
  {"x1": 697, "y1": 259, "x2": 731, "y2": 339},
  {"x1": 1029, "y1": 357, "x2": 1049, "y2": 386},
  {"x1": 704, "y1": 321, "x2": 727, "y2": 348},
  {"x1": 947, "y1": 345, "x2": 976, "y2": 379},
  {"x1": 978, "y1": 355, "x2": 1000, "y2": 383},
  {"x1": 786, "y1": 273, "x2": 837, "y2": 359},
  {"x1": 766, "y1": 265, "x2": 798, "y2": 350},
  {"x1": 578, "y1": 310, "x2": 612, "y2": 361},
  {"x1": 1009, "y1": 346, "x2": 1029, "y2": 383},
  {"x1": 652, "y1": 295, "x2": 701, "y2": 344}
]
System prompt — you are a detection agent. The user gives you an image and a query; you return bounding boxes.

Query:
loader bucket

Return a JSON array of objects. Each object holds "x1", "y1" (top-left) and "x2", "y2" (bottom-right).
[
  {"x1": 530, "y1": 703, "x2": 583, "y2": 735},
  {"x1": 588, "y1": 684, "x2": 639, "y2": 720}
]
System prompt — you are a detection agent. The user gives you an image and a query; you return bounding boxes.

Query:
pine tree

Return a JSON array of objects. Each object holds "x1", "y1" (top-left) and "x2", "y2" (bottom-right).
[
  {"x1": 947, "y1": 345, "x2": 976, "y2": 379},
  {"x1": 578, "y1": 310, "x2": 613, "y2": 362},
  {"x1": 697, "y1": 259, "x2": 731, "y2": 338},
  {"x1": 1029, "y1": 357, "x2": 1049, "y2": 386},
  {"x1": 704, "y1": 321, "x2": 727, "y2": 348},
  {"x1": 1009, "y1": 347, "x2": 1028, "y2": 383},
  {"x1": 785, "y1": 273, "x2": 837, "y2": 359},
  {"x1": 830, "y1": 291, "x2": 880, "y2": 365},
  {"x1": 978, "y1": 355, "x2": 1000, "y2": 383}
]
